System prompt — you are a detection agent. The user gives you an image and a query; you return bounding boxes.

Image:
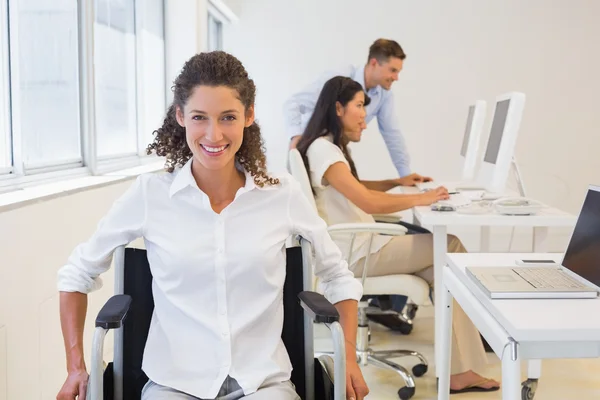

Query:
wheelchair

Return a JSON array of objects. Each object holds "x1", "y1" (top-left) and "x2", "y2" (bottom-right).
[{"x1": 86, "y1": 239, "x2": 347, "y2": 400}]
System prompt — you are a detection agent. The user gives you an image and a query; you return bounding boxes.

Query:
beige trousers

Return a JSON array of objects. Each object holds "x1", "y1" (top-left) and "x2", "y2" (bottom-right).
[{"x1": 352, "y1": 234, "x2": 488, "y2": 375}]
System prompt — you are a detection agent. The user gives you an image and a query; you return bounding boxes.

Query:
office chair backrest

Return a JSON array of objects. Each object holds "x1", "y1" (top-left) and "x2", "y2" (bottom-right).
[
  {"x1": 120, "y1": 248, "x2": 154, "y2": 399},
  {"x1": 288, "y1": 149, "x2": 318, "y2": 211},
  {"x1": 116, "y1": 246, "x2": 309, "y2": 399}
]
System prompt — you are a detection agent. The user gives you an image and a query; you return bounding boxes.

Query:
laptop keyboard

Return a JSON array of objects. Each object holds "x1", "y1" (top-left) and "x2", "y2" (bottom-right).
[{"x1": 513, "y1": 268, "x2": 588, "y2": 289}]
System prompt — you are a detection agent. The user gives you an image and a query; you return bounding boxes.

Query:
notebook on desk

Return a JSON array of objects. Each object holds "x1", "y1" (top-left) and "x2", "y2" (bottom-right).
[{"x1": 466, "y1": 185, "x2": 600, "y2": 299}]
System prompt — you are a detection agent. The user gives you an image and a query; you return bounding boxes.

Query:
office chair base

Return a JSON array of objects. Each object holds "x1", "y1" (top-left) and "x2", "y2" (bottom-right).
[
  {"x1": 366, "y1": 353, "x2": 417, "y2": 399},
  {"x1": 315, "y1": 348, "x2": 426, "y2": 399}
]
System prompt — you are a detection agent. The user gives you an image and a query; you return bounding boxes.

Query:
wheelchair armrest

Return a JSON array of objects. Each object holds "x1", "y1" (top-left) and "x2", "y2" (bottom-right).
[
  {"x1": 327, "y1": 222, "x2": 407, "y2": 236},
  {"x1": 95, "y1": 295, "x2": 132, "y2": 330},
  {"x1": 299, "y1": 291, "x2": 340, "y2": 324}
]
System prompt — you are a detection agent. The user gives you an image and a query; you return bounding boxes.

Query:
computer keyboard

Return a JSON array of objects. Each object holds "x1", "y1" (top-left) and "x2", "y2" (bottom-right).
[{"x1": 513, "y1": 267, "x2": 588, "y2": 289}]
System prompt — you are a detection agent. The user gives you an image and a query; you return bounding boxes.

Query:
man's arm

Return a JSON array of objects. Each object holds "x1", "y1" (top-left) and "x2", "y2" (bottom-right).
[
  {"x1": 377, "y1": 92, "x2": 411, "y2": 177},
  {"x1": 283, "y1": 67, "x2": 353, "y2": 146}
]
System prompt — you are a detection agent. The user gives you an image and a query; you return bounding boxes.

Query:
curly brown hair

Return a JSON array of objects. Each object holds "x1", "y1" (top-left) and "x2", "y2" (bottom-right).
[{"x1": 146, "y1": 51, "x2": 279, "y2": 187}]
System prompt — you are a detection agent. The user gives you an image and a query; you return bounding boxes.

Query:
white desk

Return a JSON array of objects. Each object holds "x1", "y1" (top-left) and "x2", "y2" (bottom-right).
[
  {"x1": 438, "y1": 253, "x2": 600, "y2": 400},
  {"x1": 412, "y1": 203, "x2": 577, "y2": 373}
]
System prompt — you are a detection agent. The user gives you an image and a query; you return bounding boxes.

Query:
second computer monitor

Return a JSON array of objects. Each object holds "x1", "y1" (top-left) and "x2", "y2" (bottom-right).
[
  {"x1": 476, "y1": 92, "x2": 526, "y2": 193},
  {"x1": 460, "y1": 100, "x2": 487, "y2": 181}
]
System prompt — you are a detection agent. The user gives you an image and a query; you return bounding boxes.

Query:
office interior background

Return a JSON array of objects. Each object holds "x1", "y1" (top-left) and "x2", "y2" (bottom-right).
[{"x1": 0, "y1": 0, "x2": 599, "y2": 399}]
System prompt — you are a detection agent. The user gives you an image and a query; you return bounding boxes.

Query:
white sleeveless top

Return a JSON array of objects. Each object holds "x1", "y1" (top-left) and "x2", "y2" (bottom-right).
[{"x1": 305, "y1": 135, "x2": 392, "y2": 267}]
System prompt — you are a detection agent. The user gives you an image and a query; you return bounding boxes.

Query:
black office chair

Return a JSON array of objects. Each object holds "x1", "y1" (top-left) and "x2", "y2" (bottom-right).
[{"x1": 86, "y1": 239, "x2": 347, "y2": 400}]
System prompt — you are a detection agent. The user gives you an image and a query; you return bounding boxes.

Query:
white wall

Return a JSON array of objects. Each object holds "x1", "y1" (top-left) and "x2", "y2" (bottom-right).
[
  {"x1": 0, "y1": 181, "x2": 131, "y2": 400},
  {"x1": 223, "y1": 0, "x2": 600, "y2": 215},
  {"x1": 165, "y1": 0, "x2": 208, "y2": 101}
]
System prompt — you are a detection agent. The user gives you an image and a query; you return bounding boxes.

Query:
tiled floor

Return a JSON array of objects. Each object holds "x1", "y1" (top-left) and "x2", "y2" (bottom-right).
[{"x1": 314, "y1": 306, "x2": 600, "y2": 399}]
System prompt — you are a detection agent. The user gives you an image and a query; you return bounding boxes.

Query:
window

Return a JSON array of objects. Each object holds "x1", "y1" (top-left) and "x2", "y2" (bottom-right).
[
  {"x1": 136, "y1": 0, "x2": 166, "y2": 154},
  {"x1": 94, "y1": 0, "x2": 138, "y2": 159},
  {"x1": 0, "y1": 0, "x2": 10, "y2": 173},
  {"x1": 0, "y1": 0, "x2": 166, "y2": 188},
  {"x1": 9, "y1": 0, "x2": 82, "y2": 171},
  {"x1": 207, "y1": 12, "x2": 222, "y2": 51}
]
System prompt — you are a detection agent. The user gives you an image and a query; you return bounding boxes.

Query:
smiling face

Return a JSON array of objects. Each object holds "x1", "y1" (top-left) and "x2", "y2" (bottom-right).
[
  {"x1": 370, "y1": 56, "x2": 403, "y2": 90},
  {"x1": 337, "y1": 90, "x2": 367, "y2": 142},
  {"x1": 175, "y1": 85, "x2": 254, "y2": 172}
]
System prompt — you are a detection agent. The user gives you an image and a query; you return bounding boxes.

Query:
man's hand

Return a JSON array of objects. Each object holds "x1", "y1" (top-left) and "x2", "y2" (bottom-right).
[
  {"x1": 346, "y1": 361, "x2": 369, "y2": 400},
  {"x1": 397, "y1": 173, "x2": 433, "y2": 187},
  {"x1": 289, "y1": 135, "x2": 301, "y2": 150},
  {"x1": 57, "y1": 369, "x2": 89, "y2": 400},
  {"x1": 412, "y1": 173, "x2": 433, "y2": 183}
]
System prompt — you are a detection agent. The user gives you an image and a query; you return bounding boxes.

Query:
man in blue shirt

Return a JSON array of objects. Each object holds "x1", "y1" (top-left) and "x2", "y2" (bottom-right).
[{"x1": 284, "y1": 38, "x2": 431, "y2": 181}]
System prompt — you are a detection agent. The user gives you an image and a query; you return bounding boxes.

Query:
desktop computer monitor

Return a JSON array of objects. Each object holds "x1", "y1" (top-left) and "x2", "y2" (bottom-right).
[
  {"x1": 460, "y1": 100, "x2": 486, "y2": 181},
  {"x1": 476, "y1": 92, "x2": 526, "y2": 193}
]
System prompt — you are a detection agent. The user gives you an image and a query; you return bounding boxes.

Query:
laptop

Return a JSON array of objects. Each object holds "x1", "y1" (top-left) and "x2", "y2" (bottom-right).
[{"x1": 466, "y1": 185, "x2": 600, "y2": 299}]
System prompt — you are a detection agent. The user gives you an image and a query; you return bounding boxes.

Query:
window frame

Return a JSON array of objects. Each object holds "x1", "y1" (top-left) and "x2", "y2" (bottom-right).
[
  {"x1": 0, "y1": 0, "x2": 167, "y2": 191},
  {"x1": 207, "y1": 12, "x2": 223, "y2": 51},
  {"x1": 207, "y1": 0, "x2": 238, "y2": 51},
  {"x1": 8, "y1": 0, "x2": 85, "y2": 175},
  {"x1": 0, "y1": 0, "x2": 12, "y2": 176}
]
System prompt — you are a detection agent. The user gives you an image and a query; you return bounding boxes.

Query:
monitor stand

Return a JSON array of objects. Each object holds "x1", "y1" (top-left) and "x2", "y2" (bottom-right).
[{"x1": 511, "y1": 156, "x2": 527, "y2": 197}]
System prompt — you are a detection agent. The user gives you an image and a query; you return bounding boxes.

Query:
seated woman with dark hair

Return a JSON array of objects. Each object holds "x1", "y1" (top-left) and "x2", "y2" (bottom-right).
[{"x1": 296, "y1": 76, "x2": 500, "y2": 394}]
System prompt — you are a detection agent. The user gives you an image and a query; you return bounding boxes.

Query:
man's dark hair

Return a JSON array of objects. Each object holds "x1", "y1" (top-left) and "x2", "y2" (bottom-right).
[{"x1": 368, "y1": 39, "x2": 406, "y2": 64}]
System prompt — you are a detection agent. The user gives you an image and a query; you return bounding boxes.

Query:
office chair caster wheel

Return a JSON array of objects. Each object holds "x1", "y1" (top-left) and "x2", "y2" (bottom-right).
[
  {"x1": 412, "y1": 363, "x2": 428, "y2": 377},
  {"x1": 404, "y1": 304, "x2": 418, "y2": 320},
  {"x1": 397, "y1": 321, "x2": 413, "y2": 335},
  {"x1": 521, "y1": 378, "x2": 538, "y2": 400},
  {"x1": 397, "y1": 386, "x2": 415, "y2": 399}
]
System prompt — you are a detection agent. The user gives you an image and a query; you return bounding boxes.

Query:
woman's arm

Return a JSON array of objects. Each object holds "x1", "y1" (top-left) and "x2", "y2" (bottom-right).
[
  {"x1": 56, "y1": 175, "x2": 147, "y2": 399},
  {"x1": 334, "y1": 299, "x2": 369, "y2": 400},
  {"x1": 288, "y1": 177, "x2": 368, "y2": 399},
  {"x1": 60, "y1": 292, "x2": 88, "y2": 372},
  {"x1": 361, "y1": 173, "x2": 434, "y2": 192},
  {"x1": 334, "y1": 299, "x2": 359, "y2": 362},
  {"x1": 56, "y1": 292, "x2": 89, "y2": 400},
  {"x1": 325, "y1": 163, "x2": 448, "y2": 214},
  {"x1": 359, "y1": 179, "x2": 400, "y2": 192}
]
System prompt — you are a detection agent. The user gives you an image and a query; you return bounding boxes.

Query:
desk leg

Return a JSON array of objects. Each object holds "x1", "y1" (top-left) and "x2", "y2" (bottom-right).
[
  {"x1": 533, "y1": 227, "x2": 549, "y2": 252},
  {"x1": 527, "y1": 358, "x2": 542, "y2": 379},
  {"x1": 480, "y1": 226, "x2": 492, "y2": 252},
  {"x1": 501, "y1": 342, "x2": 521, "y2": 400},
  {"x1": 433, "y1": 225, "x2": 447, "y2": 375},
  {"x1": 437, "y1": 285, "x2": 453, "y2": 400}
]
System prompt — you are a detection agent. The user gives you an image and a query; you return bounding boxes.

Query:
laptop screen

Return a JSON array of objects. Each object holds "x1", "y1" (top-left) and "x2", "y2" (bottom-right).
[{"x1": 562, "y1": 187, "x2": 600, "y2": 286}]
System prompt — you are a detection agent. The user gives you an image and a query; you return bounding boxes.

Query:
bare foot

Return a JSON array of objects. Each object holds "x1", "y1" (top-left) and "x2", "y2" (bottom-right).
[{"x1": 450, "y1": 370, "x2": 500, "y2": 391}]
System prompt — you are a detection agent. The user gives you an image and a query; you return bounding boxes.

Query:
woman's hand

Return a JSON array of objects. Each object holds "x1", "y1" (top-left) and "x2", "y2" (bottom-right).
[
  {"x1": 418, "y1": 186, "x2": 449, "y2": 205},
  {"x1": 56, "y1": 369, "x2": 88, "y2": 400},
  {"x1": 346, "y1": 361, "x2": 369, "y2": 400}
]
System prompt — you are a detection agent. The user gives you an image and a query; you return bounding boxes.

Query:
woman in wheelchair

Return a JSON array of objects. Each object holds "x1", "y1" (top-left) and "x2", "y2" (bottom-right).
[
  {"x1": 56, "y1": 53, "x2": 369, "y2": 400},
  {"x1": 296, "y1": 76, "x2": 500, "y2": 394}
]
